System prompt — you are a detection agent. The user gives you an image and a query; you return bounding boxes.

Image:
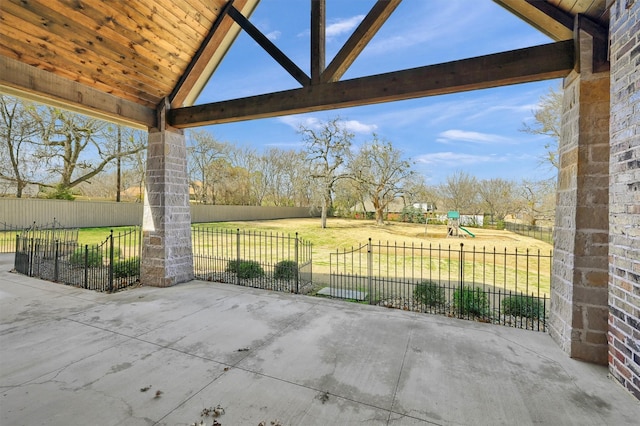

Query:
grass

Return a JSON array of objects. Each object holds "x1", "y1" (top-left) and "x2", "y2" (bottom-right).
[
  {"x1": 7, "y1": 218, "x2": 552, "y2": 296},
  {"x1": 195, "y1": 218, "x2": 553, "y2": 295}
]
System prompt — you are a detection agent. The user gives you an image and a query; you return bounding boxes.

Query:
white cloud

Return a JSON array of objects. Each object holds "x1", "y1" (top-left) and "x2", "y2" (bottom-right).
[
  {"x1": 265, "y1": 30, "x2": 281, "y2": 41},
  {"x1": 341, "y1": 119, "x2": 377, "y2": 133},
  {"x1": 436, "y1": 130, "x2": 513, "y2": 145},
  {"x1": 414, "y1": 152, "x2": 505, "y2": 166},
  {"x1": 326, "y1": 15, "x2": 365, "y2": 38},
  {"x1": 277, "y1": 115, "x2": 376, "y2": 134},
  {"x1": 298, "y1": 14, "x2": 365, "y2": 39}
]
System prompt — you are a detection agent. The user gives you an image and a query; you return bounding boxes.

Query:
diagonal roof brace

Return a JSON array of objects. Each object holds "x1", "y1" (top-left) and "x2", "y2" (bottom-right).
[
  {"x1": 322, "y1": 0, "x2": 402, "y2": 83},
  {"x1": 227, "y1": 5, "x2": 311, "y2": 87}
]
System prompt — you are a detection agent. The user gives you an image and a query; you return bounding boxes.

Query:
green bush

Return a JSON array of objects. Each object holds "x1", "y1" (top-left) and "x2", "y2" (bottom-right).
[
  {"x1": 274, "y1": 260, "x2": 298, "y2": 280},
  {"x1": 502, "y1": 295, "x2": 544, "y2": 319},
  {"x1": 413, "y1": 280, "x2": 445, "y2": 307},
  {"x1": 453, "y1": 286, "x2": 490, "y2": 317},
  {"x1": 113, "y1": 256, "x2": 140, "y2": 278},
  {"x1": 226, "y1": 259, "x2": 264, "y2": 279},
  {"x1": 496, "y1": 220, "x2": 506, "y2": 230},
  {"x1": 70, "y1": 247, "x2": 103, "y2": 267},
  {"x1": 400, "y1": 206, "x2": 426, "y2": 224},
  {"x1": 45, "y1": 184, "x2": 75, "y2": 200}
]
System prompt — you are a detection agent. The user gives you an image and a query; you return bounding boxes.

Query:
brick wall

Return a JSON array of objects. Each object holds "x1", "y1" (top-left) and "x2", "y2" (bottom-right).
[{"x1": 609, "y1": 0, "x2": 640, "y2": 400}]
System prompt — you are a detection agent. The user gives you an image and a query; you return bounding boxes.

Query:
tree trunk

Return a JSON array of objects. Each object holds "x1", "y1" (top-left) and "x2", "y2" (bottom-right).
[
  {"x1": 320, "y1": 199, "x2": 328, "y2": 228},
  {"x1": 375, "y1": 208, "x2": 385, "y2": 225}
]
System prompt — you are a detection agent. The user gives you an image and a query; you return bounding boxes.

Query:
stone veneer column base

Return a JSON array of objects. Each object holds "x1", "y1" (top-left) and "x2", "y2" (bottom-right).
[{"x1": 140, "y1": 126, "x2": 194, "y2": 287}]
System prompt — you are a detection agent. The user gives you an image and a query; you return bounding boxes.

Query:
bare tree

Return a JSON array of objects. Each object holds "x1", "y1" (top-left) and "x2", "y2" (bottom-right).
[
  {"x1": 30, "y1": 105, "x2": 146, "y2": 198},
  {"x1": 438, "y1": 171, "x2": 479, "y2": 214},
  {"x1": 0, "y1": 95, "x2": 40, "y2": 197},
  {"x1": 350, "y1": 136, "x2": 414, "y2": 225},
  {"x1": 521, "y1": 86, "x2": 562, "y2": 171},
  {"x1": 477, "y1": 178, "x2": 517, "y2": 223},
  {"x1": 187, "y1": 130, "x2": 229, "y2": 204},
  {"x1": 518, "y1": 179, "x2": 556, "y2": 225},
  {"x1": 300, "y1": 117, "x2": 353, "y2": 228}
]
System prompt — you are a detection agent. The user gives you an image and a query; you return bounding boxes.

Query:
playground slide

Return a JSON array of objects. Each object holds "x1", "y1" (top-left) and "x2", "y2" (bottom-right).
[{"x1": 459, "y1": 226, "x2": 475, "y2": 238}]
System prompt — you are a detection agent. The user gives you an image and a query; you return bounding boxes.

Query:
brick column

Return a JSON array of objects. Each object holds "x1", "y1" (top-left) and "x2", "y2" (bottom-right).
[
  {"x1": 549, "y1": 20, "x2": 610, "y2": 364},
  {"x1": 140, "y1": 103, "x2": 194, "y2": 287},
  {"x1": 608, "y1": 0, "x2": 640, "y2": 400}
]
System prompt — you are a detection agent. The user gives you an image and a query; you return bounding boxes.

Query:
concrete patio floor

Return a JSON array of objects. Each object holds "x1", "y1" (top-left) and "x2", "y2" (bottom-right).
[{"x1": 1, "y1": 254, "x2": 638, "y2": 426}]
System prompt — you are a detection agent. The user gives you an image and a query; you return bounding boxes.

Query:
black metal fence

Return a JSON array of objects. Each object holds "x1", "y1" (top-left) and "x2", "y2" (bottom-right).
[
  {"x1": 328, "y1": 240, "x2": 551, "y2": 331},
  {"x1": 192, "y1": 227, "x2": 313, "y2": 294},
  {"x1": 1, "y1": 222, "x2": 23, "y2": 253},
  {"x1": 504, "y1": 222, "x2": 553, "y2": 244},
  {"x1": 14, "y1": 227, "x2": 141, "y2": 292},
  {"x1": 1, "y1": 220, "x2": 78, "y2": 254}
]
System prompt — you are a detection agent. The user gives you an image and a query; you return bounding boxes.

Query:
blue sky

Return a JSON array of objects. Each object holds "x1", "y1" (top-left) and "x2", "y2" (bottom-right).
[{"x1": 196, "y1": 0, "x2": 561, "y2": 184}]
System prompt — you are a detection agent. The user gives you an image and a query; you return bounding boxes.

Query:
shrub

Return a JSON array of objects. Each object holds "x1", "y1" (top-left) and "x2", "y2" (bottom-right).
[
  {"x1": 45, "y1": 184, "x2": 75, "y2": 200},
  {"x1": 413, "y1": 280, "x2": 445, "y2": 307},
  {"x1": 400, "y1": 206, "x2": 426, "y2": 224},
  {"x1": 226, "y1": 259, "x2": 264, "y2": 279},
  {"x1": 274, "y1": 260, "x2": 298, "y2": 280},
  {"x1": 113, "y1": 256, "x2": 140, "y2": 278},
  {"x1": 453, "y1": 286, "x2": 490, "y2": 317},
  {"x1": 69, "y1": 247, "x2": 104, "y2": 267},
  {"x1": 502, "y1": 295, "x2": 544, "y2": 319}
]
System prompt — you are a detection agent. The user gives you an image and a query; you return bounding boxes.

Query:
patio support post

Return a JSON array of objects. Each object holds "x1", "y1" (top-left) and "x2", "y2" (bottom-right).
[
  {"x1": 140, "y1": 99, "x2": 194, "y2": 287},
  {"x1": 549, "y1": 17, "x2": 610, "y2": 364}
]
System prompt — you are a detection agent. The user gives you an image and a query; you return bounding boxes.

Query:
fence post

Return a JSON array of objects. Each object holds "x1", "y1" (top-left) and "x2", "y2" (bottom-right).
[
  {"x1": 295, "y1": 232, "x2": 299, "y2": 294},
  {"x1": 458, "y1": 243, "x2": 464, "y2": 318},
  {"x1": 54, "y1": 240, "x2": 59, "y2": 282},
  {"x1": 367, "y1": 238, "x2": 373, "y2": 305},
  {"x1": 14, "y1": 234, "x2": 19, "y2": 271},
  {"x1": 236, "y1": 229, "x2": 241, "y2": 286},
  {"x1": 84, "y1": 245, "x2": 89, "y2": 289},
  {"x1": 28, "y1": 237, "x2": 35, "y2": 277},
  {"x1": 108, "y1": 230, "x2": 114, "y2": 293}
]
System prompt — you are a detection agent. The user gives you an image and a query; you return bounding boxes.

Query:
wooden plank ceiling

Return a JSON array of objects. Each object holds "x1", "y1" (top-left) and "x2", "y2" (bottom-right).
[{"x1": 0, "y1": 0, "x2": 610, "y2": 130}]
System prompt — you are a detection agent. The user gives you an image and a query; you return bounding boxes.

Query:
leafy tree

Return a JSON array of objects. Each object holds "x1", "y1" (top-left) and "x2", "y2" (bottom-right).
[
  {"x1": 521, "y1": 86, "x2": 562, "y2": 171},
  {"x1": 350, "y1": 136, "x2": 414, "y2": 225},
  {"x1": 300, "y1": 117, "x2": 353, "y2": 228}
]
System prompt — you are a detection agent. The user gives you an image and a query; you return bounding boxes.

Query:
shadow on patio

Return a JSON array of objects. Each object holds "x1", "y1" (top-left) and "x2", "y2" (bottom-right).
[{"x1": 1, "y1": 255, "x2": 638, "y2": 425}]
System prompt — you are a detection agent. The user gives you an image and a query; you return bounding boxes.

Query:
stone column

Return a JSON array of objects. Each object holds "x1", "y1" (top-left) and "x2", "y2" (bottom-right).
[
  {"x1": 549, "y1": 18, "x2": 610, "y2": 364},
  {"x1": 140, "y1": 102, "x2": 194, "y2": 287}
]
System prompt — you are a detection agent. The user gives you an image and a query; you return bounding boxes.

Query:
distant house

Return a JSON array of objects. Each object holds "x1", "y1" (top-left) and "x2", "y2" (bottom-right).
[{"x1": 352, "y1": 199, "x2": 437, "y2": 220}]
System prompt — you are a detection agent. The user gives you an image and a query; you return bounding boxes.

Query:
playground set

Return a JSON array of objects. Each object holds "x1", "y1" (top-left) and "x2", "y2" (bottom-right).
[{"x1": 446, "y1": 211, "x2": 475, "y2": 238}]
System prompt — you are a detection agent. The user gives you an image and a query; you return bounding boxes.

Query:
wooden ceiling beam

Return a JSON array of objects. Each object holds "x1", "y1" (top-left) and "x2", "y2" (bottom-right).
[
  {"x1": 171, "y1": 0, "x2": 259, "y2": 108},
  {"x1": 493, "y1": 0, "x2": 574, "y2": 41},
  {"x1": 311, "y1": 0, "x2": 326, "y2": 85},
  {"x1": 0, "y1": 56, "x2": 156, "y2": 129},
  {"x1": 169, "y1": 40, "x2": 574, "y2": 128},
  {"x1": 322, "y1": 0, "x2": 402, "y2": 83},
  {"x1": 170, "y1": 0, "x2": 237, "y2": 105}
]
